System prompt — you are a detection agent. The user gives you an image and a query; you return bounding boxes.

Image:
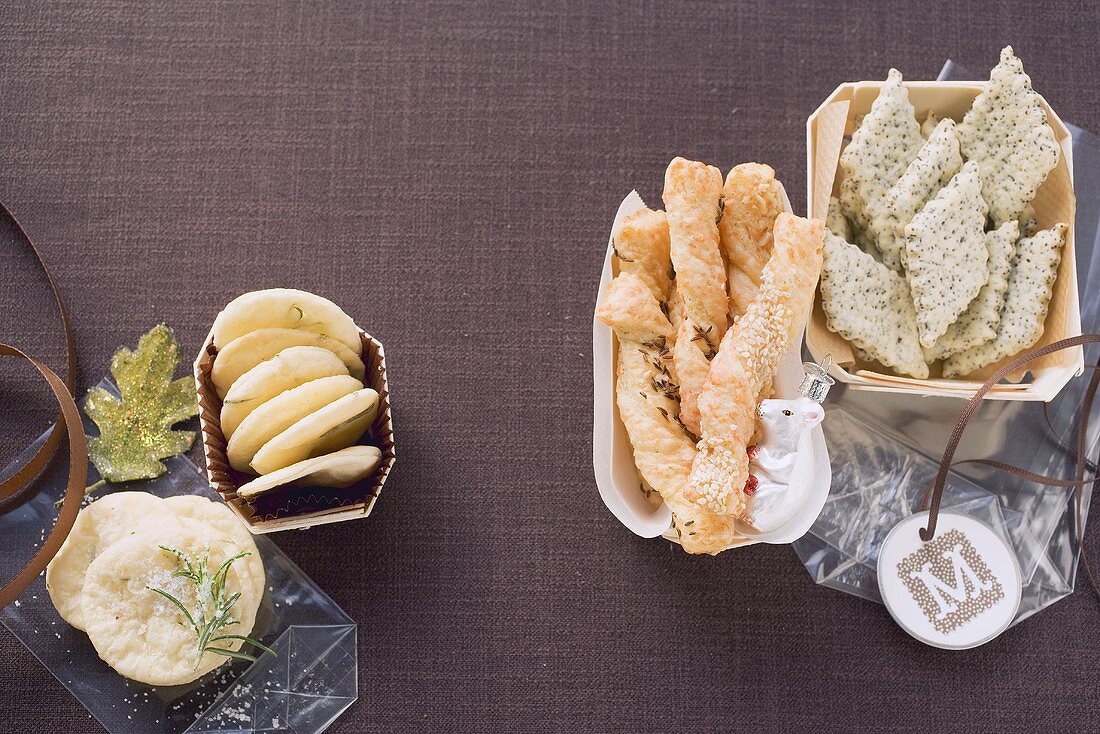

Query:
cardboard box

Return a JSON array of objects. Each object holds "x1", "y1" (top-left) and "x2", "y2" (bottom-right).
[{"x1": 806, "y1": 80, "x2": 1082, "y2": 401}]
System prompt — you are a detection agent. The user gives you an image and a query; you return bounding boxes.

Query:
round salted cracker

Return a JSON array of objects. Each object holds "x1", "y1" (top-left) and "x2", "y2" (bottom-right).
[
  {"x1": 81, "y1": 520, "x2": 261, "y2": 687},
  {"x1": 249, "y1": 388, "x2": 379, "y2": 475},
  {"x1": 226, "y1": 374, "x2": 364, "y2": 473},
  {"x1": 163, "y1": 495, "x2": 265, "y2": 603},
  {"x1": 211, "y1": 327, "x2": 365, "y2": 397},
  {"x1": 210, "y1": 288, "x2": 360, "y2": 353},
  {"x1": 237, "y1": 445, "x2": 383, "y2": 499},
  {"x1": 45, "y1": 491, "x2": 178, "y2": 631}
]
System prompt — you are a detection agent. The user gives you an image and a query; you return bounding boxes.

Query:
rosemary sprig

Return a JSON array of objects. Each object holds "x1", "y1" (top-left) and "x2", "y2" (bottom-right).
[{"x1": 148, "y1": 546, "x2": 275, "y2": 668}]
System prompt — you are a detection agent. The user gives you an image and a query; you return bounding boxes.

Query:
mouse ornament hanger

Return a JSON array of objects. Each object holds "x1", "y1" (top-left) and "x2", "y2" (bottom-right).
[{"x1": 739, "y1": 359, "x2": 833, "y2": 537}]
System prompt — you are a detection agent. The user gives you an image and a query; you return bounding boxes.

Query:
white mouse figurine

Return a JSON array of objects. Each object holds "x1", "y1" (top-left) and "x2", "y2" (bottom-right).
[{"x1": 742, "y1": 361, "x2": 831, "y2": 534}]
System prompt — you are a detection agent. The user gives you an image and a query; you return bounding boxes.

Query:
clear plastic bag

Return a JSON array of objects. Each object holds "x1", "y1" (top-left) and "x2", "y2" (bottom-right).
[
  {"x1": 793, "y1": 60, "x2": 1100, "y2": 623},
  {"x1": 0, "y1": 381, "x2": 358, "y2": 733}
]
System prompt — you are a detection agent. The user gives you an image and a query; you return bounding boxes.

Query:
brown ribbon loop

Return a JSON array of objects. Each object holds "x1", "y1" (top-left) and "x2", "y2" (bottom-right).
[
  {"x1": 0, "y1": 345, "x2": 86, "y2": 609},
  {"x1": 923, "y1": 335, "x2": 1100, "y2": 546},
  {"x1": 0, "y1": 202, "x2": 76, "y2": 502}
]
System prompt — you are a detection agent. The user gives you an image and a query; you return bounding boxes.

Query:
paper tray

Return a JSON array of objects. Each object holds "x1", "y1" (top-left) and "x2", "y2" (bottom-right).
[
  {"x1": 591, "y1": 187, "x2": 831, "y2": 549},
  {"x1": 805, "y1": 79, "x2": 1083, "y2": 401},
  {"x1": 194, "y1": 327, "x2": 396, "y2": 533}
]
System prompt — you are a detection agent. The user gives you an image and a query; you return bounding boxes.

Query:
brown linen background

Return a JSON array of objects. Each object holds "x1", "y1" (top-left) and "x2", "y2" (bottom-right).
[{"x1": 2, "y1": 2, "x2": 1098, "y2": 731}]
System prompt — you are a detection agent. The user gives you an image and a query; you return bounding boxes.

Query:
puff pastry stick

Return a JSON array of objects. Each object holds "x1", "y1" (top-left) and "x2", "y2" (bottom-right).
[
  {"x1": 596, "y1": 272, "x2": 674, "y2": 344},
  {"x1": 613, "y1": 208, "x2": 673, "y2": 303},
  {"x1": 615, "y1": 341, "x2": 738, "y2": 554},
  {"x1": 719, "y1": 163, "x2": 785, "y2": 319},
  {"x1": 686, "y1": 213, "x2": 824, "y2": 517},
  {"x1": 671, "y1": 319, "x2": 709, "y2": 438},
  {"x1": 663, "y1": 158, "x2": 727, "y2": 352}
]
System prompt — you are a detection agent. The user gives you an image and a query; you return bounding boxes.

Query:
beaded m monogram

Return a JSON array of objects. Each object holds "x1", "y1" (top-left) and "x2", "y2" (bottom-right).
[{"x1": 896, "y1": 529, "x2": 1004, "y2": 634}]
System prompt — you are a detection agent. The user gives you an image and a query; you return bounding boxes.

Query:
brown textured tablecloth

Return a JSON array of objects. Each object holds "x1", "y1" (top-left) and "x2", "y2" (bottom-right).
[{"x1": 2, "y1": 2, "x2": 1099, "y2": 732}]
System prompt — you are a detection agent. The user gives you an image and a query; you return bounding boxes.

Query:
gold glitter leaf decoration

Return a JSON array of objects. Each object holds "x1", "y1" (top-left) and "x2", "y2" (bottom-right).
[{"x1": 84, "y1": 324, "x2": 199, "y2": 483}]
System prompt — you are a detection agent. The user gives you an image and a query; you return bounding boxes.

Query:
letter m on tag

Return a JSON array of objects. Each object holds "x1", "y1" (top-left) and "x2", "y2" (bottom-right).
[{"x1": 897, "y1": 529, "x2": 1005, "y2": 634}]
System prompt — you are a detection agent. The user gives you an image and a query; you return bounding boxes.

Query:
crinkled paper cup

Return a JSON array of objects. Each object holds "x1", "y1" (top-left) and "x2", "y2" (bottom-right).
[
  {"x1": 194, "y1": 327, "x2": 396, "y2": 533},
  {"x1": 806, "y1": 80, "x2": 1082, "y2": 401}
]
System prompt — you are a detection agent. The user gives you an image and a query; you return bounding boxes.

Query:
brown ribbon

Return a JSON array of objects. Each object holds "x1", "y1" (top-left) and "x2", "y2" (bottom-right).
[
  {"x1": 0, "y1": 202, "x2": 84, "y2": 609},
  {"x1": 923, "y1": 334, "x2": 1100, "y2": 597},
  {"x1": 0, "y1": 203, "x2": 76, "y2": 502},
  {"x1": 0, "y1": 346, "x2": 86, "y2": 608}
]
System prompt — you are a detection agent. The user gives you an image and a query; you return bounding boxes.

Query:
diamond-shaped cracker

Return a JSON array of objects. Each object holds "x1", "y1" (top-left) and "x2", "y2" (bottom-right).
[
  {"x1": 943, "y1": 223, "x2": 1067, "y2": 378},
  {"x1": 904, "y1": 161, "x2": 990, "y2": 348},
  {"x1": 838, "y1": 69, "x2": 924, "y2": 247},
  {"x1": 820, "y1": 231, "x2": 928, "y2": 379},
  {"x1": 875, "y1": 118, "x2": 963, "y2": 271},
  {"x1": 958, "y1": 46, "x2": 1060, "y2": 227},
  {"x1": 924, "y1": 220, "x2": 1018, "y2": 362}
]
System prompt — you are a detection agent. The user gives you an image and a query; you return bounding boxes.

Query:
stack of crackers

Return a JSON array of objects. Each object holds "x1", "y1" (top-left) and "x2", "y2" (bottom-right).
[{"x1": 820, "y1": 47, "x2": 1068, "y2": 381}]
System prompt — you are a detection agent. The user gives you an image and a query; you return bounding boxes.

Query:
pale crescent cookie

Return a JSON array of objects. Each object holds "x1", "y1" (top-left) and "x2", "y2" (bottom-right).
[
  {"x1": 211, "y1": 327, "x2": 365, "y2": 396},
  {"x1": 904, "y1": 161, "x2": 990, "y2": 348},
  {"x1": 688, "y1": 214, "x2": 824, "y2": 517},
  {"x1": 614, "y1": 341, "x2": 737, "y2": 554},
  {"x1": 663, "y1": 157, "x2": 728, "y2": 346},
  {"x1": 250, "y1": 388, "x2": 379, "y2": 474},
  {"x1": 45, "y1": 491, "x2": 178, "y2": 631},
  {"x1": 943, "y1": 224, "x2": 1067, "y2": 378},
  {"x1": 819, "y1": 232, "x2": 928, "y2": 379},
  {"x1": 877, "y1": 118, "x2": 963, "y2": 271},
  {"x1": 719, "y1": 163, "x2": 784, "y2": 319},
  {"x1": 238, "y1": 445, "x2": 383, "y2": 499},
  {"x1": 211, "y1": 288, "x2": 361, "y2": 352},
  {"x1": 958, "y1": 46, "x2": 1060, "y2": 227},
  {"x1": 595, "y1": 272, "x2": 675, "y2": 344},
  {"x1": 838, "y1": 69, "x2": 924, "y2": 240},
  {"x1": 613, "y1": 208, "x2": 672, "y2": 302},
  {"x1": 81, "y1": 522, "x2": 260, "y2": 686},
  {"x1": 826, "y1": 196, "x2": 852, "y2": 243},
  {"x1": 671, "y1": 319, "x2": 709, "y2": 438},
  {"x1": 924, "y1": 220, "x2": 1019, "y2": 362},
  {"x1": 227, "y1": 374, "x2": 364, "y2": 473},
  {"x1": 219, "y1": 345, "x2": 349, "y2": 435},
  {"x1": 163, "y1": 495, "x2": 265, "y2": 603}
]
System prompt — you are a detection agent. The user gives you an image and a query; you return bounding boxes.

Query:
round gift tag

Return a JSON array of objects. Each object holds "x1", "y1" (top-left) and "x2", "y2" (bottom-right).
[{"x1": 877, "y1": 511, "x2": 1022, "y2": 650}]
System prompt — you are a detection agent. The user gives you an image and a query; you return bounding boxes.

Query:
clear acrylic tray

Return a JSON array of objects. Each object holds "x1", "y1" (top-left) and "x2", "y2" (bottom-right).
[{"x1": 0, "y1": 381, "x2": 359, "y2": 734}]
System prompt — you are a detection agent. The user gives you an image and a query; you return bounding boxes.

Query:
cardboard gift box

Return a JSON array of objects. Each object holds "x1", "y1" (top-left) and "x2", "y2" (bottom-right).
[
  {"x1": 194, "y1": 328, "x2": 396, "y2": 533},
  {"x1": 805, "y1": 80, "x2": 1082, "y2": 401}
]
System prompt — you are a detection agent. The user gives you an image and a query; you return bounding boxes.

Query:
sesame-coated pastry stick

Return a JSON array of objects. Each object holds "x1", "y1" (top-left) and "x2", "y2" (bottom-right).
[{"x1": 685, "y1": 213, "x2": 824, "y2": 517}]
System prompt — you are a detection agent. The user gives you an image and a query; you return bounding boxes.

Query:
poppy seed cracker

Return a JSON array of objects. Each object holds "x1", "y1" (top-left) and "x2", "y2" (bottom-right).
[
  {"x1": 924, "y1": 220, "x2": 1018, "y2": 362},
  {"x1": 876, "y1": 118, "x2": 963, "y2": 271},
  {"x1": 943, "y1": 223, "x2": 1067, "y2": 378},
  {"x1": 838, "y1": 69, "x2": 924, "y2": 249},
  {"x1": 819, "y1": 231, "x2": 928, "y2": 379},
  {"x1": 958, "y1": 46, "x2": 1060, "y2": 227},
  {"x1": 904, "y1": 161, "x2": 990, "y2": 348}
]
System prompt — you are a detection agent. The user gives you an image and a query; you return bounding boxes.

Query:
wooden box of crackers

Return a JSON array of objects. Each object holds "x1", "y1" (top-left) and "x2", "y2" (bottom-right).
[
  {"x1": 806, "y1": 79, "x2": 1081, "y2": 401},
  {"x1": 194, "y1": 328, "x2": 396, "y2": 533}
]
